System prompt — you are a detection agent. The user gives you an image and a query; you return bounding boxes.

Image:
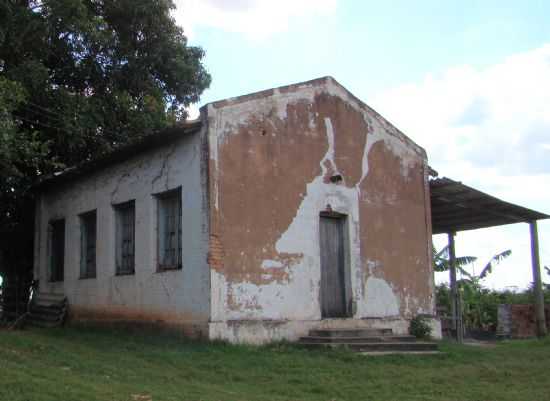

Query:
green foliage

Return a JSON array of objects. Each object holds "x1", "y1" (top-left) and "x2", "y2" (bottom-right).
[
  {"x1": 433, "y1": 244, "x2": 514, "y2": 331},
  {"x1": 409, "y1": 315, "x2": 432, "y2": 339},
  {"x1": 478, "y1": 249, "x2": 512, "y2": 279},
  {"x1": 432, "y1": 244, "x2": 511, "y2": 280},
  {"x1": 432, "y1": 244, "x2": 477, "y2": 274},
  {"x1": 436, "y1": 282, "x2": 550, "y2": 331},
  {"x1": 1, "y1": 327, "x2": 550, "y2": 401},
  {"x1": 0, "y1": 0, "x2": 210, "y2": 271}
]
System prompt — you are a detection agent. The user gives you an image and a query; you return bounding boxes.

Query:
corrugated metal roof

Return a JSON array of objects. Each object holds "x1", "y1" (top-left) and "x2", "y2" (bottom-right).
[
  {"x1": 32, "y1": 121, "x2": 202, "y2": 192},
  {"x1": 430, "y1": 177, "x2": 549, "y2": 234}
]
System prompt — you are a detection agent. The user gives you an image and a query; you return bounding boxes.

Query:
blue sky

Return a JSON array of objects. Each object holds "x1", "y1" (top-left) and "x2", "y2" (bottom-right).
[
  {"x1": 174, "y1": 0, "x2": 550, "y2": 290},
  {"x1": 179, "y1": 0, "x2": 550, "y2": 103}
]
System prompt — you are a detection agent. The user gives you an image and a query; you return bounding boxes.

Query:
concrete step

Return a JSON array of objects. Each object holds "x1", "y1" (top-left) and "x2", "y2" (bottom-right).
[
  {"x1": 34, "y1": 292, "x2": 66, "y2": 301},
  {"x1": 360, "y1": 350, "x2": 442, "y2": 356},
  {"x1": 29, "y1": 304, "x2": 66, "y2": 316},
  {"x1": 28, "y1": 311, "x2": 63, "y2": 323},
  {"x1": 300, "y1": 335, "x2": 417, "y2": 344},
  {"x1": 300, "y1": 341, "x2": 438, "y2": 352},
  {"x1": 33, "y1": 295, "x2": 66, "y2": 308},
  {"x1": 26, "y1": 292, "x2": 67, "y2": 328},
  {"x1": 309, "y1": 328, "x2": 393, "y2": 338},
  {"x1": 26, "y1": 317, "x2": 63, "y2": 328}
]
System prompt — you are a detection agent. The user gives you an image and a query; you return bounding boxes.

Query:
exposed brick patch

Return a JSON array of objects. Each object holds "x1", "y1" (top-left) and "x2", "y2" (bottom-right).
[
  {"x1": 208, "y1": 234, "x2": 225, "y2": 269},
  {"x1": 499, "y1": 304, "x2": 550, "y2": 337}
]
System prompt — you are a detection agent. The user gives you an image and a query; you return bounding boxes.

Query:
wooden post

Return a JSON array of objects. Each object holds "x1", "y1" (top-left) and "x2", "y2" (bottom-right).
[
  {"x1": 529, "y1": 221, "x2": 547, "y2": 337},
  {"x1": 448, "y1": 232, "x2": 463, "y2": 343}
]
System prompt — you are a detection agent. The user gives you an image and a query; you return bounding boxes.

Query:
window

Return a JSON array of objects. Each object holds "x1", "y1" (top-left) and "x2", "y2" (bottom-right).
[
  {"x1": 115, "y1": 200, "x2": 135, "y2": 275},
  {"x1": 80, "y1": 210, "x2": 97, "y2": 279},
  {"x1": 157, "y1": 188, "x2": 182, "y2": 270},
  {"x1": 49, "y1": 219, "x2": 65, "y2": 282}
]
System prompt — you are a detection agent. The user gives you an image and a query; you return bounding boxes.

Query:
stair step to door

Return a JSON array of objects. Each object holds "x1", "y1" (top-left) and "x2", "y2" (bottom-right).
[
  {"x1": 26, "y1": 318, "x2": 63, "y2": 328},
  {"x1": 34, "y1": 294, "x2": 66, "y2": 307},
  {"x1": 29, "y1": 304, "x2": 66, "y2": 316},
  {"x1": 300, "y1": 326, "x2": 438, "y2": 354},
  {"x1": 28, "y1": 312, "x2": 64, "y2": 323},
  {"x1": 300, "y1": 335, "x2": 417, "y2": 344},
  {"x1": 309, "y1": 328, "x2": 393, "y2": 338},
  {"x1": 25, "y1": 292, "x2": 68, "y2": 329},
  {"x1": 360, "y1": 350, "x2": 441, "y2": 356},
  {"x1": 300, "y1": 341, "x2": 438, "y2": 352}
]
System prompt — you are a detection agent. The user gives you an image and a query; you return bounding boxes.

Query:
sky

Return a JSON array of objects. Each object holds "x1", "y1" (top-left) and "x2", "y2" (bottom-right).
[{"x1": 172, "y1": 0, "x2": 550, "y2": 290}]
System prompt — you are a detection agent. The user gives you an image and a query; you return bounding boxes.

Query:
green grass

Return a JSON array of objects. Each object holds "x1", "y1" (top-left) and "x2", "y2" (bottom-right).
[{"x1": 1, "y1": 327, "x2": 549, "y2": 401}]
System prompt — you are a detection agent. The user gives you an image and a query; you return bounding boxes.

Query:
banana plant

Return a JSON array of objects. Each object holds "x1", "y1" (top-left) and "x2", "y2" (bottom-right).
[
  {"x1": 434, "y1": 244, "x2": 512, "y2": 330},
  {"x1": 432, "y1": 245, "x2": 511, "y2": 281},
  {"x1": 432, "y1": 244, "x2": 477, "y2": 275}
]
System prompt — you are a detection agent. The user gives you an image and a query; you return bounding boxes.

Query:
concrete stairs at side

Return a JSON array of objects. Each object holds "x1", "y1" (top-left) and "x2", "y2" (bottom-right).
[
  {"x1": 298, "y1": 328, "x2": 439, "y2": 354},
  {"x1": 26, "y1": 292, "x2": 68, "y2": 328}
]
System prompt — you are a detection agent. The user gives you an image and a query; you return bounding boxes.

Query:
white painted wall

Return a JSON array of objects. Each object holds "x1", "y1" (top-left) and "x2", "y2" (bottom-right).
[{"x1": 33, "y1": 131, "x2": 210, "y2": 326}]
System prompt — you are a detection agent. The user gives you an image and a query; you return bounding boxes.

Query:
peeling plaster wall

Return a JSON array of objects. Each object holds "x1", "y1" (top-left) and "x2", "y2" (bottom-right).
[
  {"x1": 34, "y1": 131, "x2": 210, "y2": 335},
  {"x1": 205, "y1": 77, "x2": 436, "y2": 342}
]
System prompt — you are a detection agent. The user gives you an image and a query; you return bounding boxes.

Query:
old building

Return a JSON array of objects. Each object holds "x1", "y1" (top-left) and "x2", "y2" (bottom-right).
[{"x1": 33, "y1": 77, "x2": 440, "y2": 343}]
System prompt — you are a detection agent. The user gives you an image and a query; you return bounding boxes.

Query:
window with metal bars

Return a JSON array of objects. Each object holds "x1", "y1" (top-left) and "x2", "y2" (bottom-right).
[
  {"x1": 115, "y1": 200, "x2": 135, "y2": 275},
  {"x1": 49, "y1": 219, "x2": 65, "y2": 282},
  {"x1": 80, "y1": 210, "x2": 97, "y2": 279},
  {"x1": 157, "y1": 188, "x2": 182, "y2": 270}
]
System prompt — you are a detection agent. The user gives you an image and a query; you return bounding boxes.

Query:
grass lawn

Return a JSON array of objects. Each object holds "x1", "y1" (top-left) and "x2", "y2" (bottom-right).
[{"x1": 0, "y1": 327, "x2": 549, "y2": 401}]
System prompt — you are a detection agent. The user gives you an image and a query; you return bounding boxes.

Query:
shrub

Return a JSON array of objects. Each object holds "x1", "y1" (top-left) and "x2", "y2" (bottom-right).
[{"x1": 410, "y1": 315, "x2": 432, "y2": 339}]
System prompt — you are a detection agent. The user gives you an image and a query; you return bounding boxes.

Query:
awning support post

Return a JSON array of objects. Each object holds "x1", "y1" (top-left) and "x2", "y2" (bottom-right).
[
  {"x1": 529, "y1": 221, "x2": 547, "y2": 337},
  {"x1": 448, "y1": 231, "x2": 463, "y2": 343}
]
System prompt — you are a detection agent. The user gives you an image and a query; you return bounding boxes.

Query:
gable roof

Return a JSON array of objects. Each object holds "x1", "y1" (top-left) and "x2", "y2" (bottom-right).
[
  {"x1": 32, "y1": 121, "x2": 202, "y2": 192},
  {"x1": 205, "y1": 76, "x2": 427, "y2": 159},
  {"x1": 33, "y1": 76, "x2": 425, "y2": 193}
]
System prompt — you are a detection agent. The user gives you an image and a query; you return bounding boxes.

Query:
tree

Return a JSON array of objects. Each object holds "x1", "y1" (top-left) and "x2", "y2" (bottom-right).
[
  {"x1": 432, "y1": 244, "x2": 477, "y2": 275},
  {"x1": 433, "y1": 245, "x2": 512, "y2": 331},
  {"x1": 432, "y1": 245, "x2": 511, "y2": 281},
  {"x1": 0, "y1": 0, "x2": 211, "y2": 280}
]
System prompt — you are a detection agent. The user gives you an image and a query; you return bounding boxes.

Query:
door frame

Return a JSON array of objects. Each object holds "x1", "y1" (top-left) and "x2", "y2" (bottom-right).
[{"x1": 319, "y1": 211, "x2": 353, "y2": 318}]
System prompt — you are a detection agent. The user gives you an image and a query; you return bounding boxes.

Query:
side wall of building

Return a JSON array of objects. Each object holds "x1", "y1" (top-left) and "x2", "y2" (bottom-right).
[
  {"x1": 205, "y1": 77, "x2": 438, "y2": 343},
  {"x1": 33, "y1": 131, "x2": 211, "y2": 335}
]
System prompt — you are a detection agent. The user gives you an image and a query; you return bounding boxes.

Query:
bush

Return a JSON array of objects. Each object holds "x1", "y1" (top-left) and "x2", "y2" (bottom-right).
[{"x1": 410, "y1": 315, "x2": 432, "y2": 339}]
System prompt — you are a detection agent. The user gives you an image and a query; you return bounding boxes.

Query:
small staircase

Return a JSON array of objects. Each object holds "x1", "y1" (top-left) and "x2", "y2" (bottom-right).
[
  {"x1": 26, "y1": 293, "x2": 68, "y2": 328},
  {"x1": 299, "y1": 328, "x2": 438, "y2": 354}
]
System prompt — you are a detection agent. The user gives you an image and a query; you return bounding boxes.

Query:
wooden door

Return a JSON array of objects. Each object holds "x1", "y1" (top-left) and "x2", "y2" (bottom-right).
[{"x1": 319, "y1": 214, "x2": 348, "y2": 318}]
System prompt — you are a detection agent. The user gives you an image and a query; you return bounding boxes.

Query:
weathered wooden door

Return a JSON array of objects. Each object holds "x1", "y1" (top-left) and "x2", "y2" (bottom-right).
[{"x1": 319, "y1": 214, "x2": 348, "y2": 318}]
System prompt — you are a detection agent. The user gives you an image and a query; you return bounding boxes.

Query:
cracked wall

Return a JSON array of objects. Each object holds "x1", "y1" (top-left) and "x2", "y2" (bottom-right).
[
  {"x1": 34, "y1": 131, "x2": 210, "y2": 334},
  {"x1": 205, "y1": 77, "x2": 435, "y2": 341}
]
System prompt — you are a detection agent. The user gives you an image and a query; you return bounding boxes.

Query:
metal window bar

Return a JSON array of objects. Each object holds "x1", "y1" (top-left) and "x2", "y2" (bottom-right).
[
  {"x1": 80, "y1": 211, "x2": 96, "y2": 278},
  {"x1": 159, "y1": 190, "x2": 182, "y2": 269},
  {"x1": 49, "y1": 219, "x2": 65, "y2": 282},
  {"x1": 116, "y1": 202, "x2": 135, "y2": 275}
]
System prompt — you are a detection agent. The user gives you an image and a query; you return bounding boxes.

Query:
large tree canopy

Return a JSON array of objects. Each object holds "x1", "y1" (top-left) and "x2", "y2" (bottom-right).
[{"x1": 0, "y1": 0, "x2": 211, "y2": 273}]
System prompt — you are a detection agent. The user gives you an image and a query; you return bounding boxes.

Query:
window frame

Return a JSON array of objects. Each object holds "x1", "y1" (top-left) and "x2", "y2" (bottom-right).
[
  {"x1": 48, "y1": 218, "x2": 65, "y2": 282},
  {"x1": 155, "y1": 187, "x2": 182, "y2": 271},
  {"x1": 79, "y1": 210, "x2": 97, "y2": 279},
  {"x1": 114, "y1": 200, "x2": 136, "y2": 276}
]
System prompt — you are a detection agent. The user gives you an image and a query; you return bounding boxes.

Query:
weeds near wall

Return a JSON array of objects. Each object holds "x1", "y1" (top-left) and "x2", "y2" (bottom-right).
[{"x1": 410, "y1": 315, "x2": 432, "y2": 339}]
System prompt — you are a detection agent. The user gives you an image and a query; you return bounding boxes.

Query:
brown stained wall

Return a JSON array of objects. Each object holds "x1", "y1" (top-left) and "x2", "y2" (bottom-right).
[
  {"x1": 360, "y1": 142, "x2": 433, "y2": 314},
  {"x1": 211, "y1": 99, "x2": 325, "y2": 285},
  {"x1": 206, "y1": 77, "x2": 434, "y2": 321},
  {"x1": 69, "y1": 305, "x2": 208, "y2": 337},
  {"x1": 209, "y1": 94, "x2": 367, "y2": 285}
]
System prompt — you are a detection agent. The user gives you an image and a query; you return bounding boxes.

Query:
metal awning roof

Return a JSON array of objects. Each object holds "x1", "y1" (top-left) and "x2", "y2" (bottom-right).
[{"x1": 430, "y1": 177, "x2": 550, "y2": 234}]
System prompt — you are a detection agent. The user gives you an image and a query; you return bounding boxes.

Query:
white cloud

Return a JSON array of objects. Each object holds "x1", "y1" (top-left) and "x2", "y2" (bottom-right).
[
  {"x1": 371, "y1": 44, "x2": 550, "y2": 179},
  {"x1": 173, "y1": 0, "x2": 337, "y2": 40},
  {"x1": 370, "y1": 44, "x2": 550, "y2": 290}
]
